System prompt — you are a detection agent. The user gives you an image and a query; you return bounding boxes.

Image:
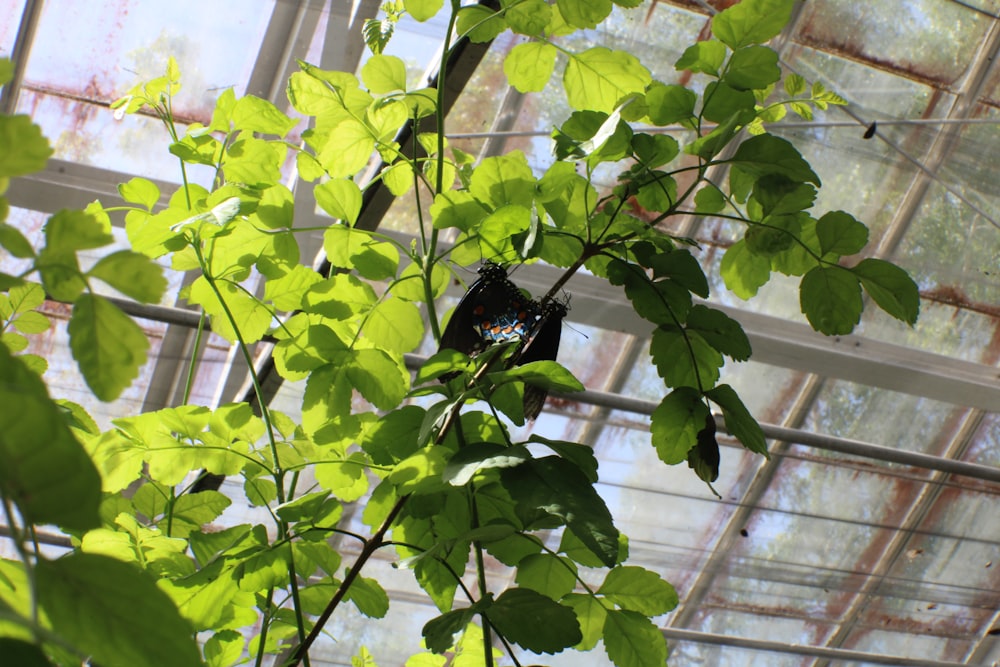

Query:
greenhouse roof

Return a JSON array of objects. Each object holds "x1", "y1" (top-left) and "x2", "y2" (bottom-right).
[{"x1": 2, "y1": 0, "x2": 1000, "y2": 665}]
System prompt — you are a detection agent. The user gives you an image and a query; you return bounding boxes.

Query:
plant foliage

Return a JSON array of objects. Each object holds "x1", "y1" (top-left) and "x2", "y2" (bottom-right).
[{"x1": 0, "y1": 1, "x2": 918, "y2": 665}]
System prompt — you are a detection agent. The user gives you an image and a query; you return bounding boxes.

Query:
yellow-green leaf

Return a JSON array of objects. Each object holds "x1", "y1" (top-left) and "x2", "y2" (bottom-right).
[{"x1": 68, "y1": 294, "x2": 149, "y2": 401}]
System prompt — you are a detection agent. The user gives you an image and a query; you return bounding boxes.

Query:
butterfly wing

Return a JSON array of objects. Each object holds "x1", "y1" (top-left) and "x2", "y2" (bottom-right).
[
  {"x1": 520, "y1": 299, "x2": 569, "y2": 420},
  {"x1": 439, "y1": 262, "x2": 512, "y2": 355}
]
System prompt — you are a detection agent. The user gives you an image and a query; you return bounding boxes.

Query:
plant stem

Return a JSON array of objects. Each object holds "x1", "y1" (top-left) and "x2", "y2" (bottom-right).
[
  {"x1": 470, "y1": 487, "x2": 495, "y2": 667},
  {"x1": 284, "y1": 495, "x2": 409, "y2": 666},
  {"x1": 0, "y1": 493, "x2": 37, "y2": 635},
  {"x1": 254, "y1": 587, "x2": 275, "y2": 667}
]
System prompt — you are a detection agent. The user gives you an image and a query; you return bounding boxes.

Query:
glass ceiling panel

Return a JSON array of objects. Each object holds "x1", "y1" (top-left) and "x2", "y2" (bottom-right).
[
  {"x1": 893, "y1": 179, "x2": 1000, "y2": 306},
  {"x1": 11, "y1": 0, "x2": 274, "y2": 179},
  {"x1": 964, "y1": 412, "x2": 1000, "y2": 465},
  {"x1": 0, "y1": 1, "x2": 26, "y2": 56},
  {"x1": 15, "y1": 88, "x2": 217, "y2": 183},
  {"x1": 851, "y1": 297, "x2": 1000, "y2": 364},
  {"x1": 23, "y1": 0, "x2": 274, "y2": 118},
  {"x1": 794, "y1": 0, "x2": 993, "y2": 89},
  {"x1": 842, "y1": 625, "x2": 969, "y2": 663},
  {"x1": 801, "y1": 379, "x2": 963, "y2": 455},
  {"x1": 669, "y1": 640, "x2": 820, "y2": 667}
]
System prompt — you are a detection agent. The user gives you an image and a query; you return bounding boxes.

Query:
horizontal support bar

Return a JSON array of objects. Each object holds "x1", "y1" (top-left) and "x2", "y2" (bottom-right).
[
  {"x1": 94, "y1": 295, "x2": 1000, "y2": 485},
  {"x1": 660, "y1": 627, "x2": 971, "y2": 667}
]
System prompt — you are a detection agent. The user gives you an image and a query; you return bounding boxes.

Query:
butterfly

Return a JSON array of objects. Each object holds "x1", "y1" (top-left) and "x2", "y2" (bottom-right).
[
  {"x1": 519, "y1": 298, "x2": 569, "y2": 420},
  {"x1": 439, "y1": 262, "x2": 570, "y2": 420},
  {"x1": 439, "y1": 262, "x2": 537, "y2": 358}
]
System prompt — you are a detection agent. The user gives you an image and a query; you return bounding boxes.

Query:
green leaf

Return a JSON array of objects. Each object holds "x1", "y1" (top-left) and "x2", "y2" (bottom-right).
[
  {"x1": 204, "y1": 630, "x2": 244, "y2": 667},
  {"x1": 562, "y1": 593, "x2": 607, "y2": 651},
  {"x1": 44, "y1": 208, "x2": 112, "y2": 252},
  {"x1": 0, "y1": 58, "x2": 12, "y2": 85},
  {"x1": 746, "y1": 216, "x2": 799, "y2": 258},
  {"x1": 456, "y1": 5, "x2": 506, "y2": 43},
  {"x1": 720, "y1": 239, "x2": 771, "y2": 299},
  {"x1": 649, "y1": 248, "x2": 709, "y2": 298},
  {"x1": 724, "y1": 45, "x2": 781, "y2": 90},
  {"x1": 118, "y1": 177, "x2": 160, "y2": 210},
  {"x1": 702, "y1": 81, "x2": 756, "y2": 123},
  {"x1": 674, "y1": 39, "x2": 727, "y2": 76},
  {"x1": 0, "y1": 223, "x2": 35, "y2": 258},
  {"x1": 784, "y1": 72, "x2": 806, "y2": 96},
  {"x1": 345, "y1": 575, "x2": 390, "y2": 618},
  {"x1": 361, "y1": 404, "x2": 425, "y2": 464},
  {"x1": 491, "y1": 360, "x2": 584, "y2": 394},
  {"x1": 68, "y1": 294, "x2": 150, "y2": 401},
  {"x1": 501, "y1": 457, "x2": 619, "y2": 567},
  {"x1": 423, "y1": 608, "x2": 477, "y2": 653},
  {"x1": 0, "y1": 114, "x2": 53, "y2": 177},
  {"x1": 389, "y1": 446, "x2": 449, "y2": 495},
  {"x1": 650, "y1": 327, "x2": 723, "y2": 390},
  {"x1": 799, "y1": 265, "x2": 862, "y2": 335},
  {"x1": 169, "y1": 491, "x2": 232, "y2": 538},
  {"x1": 405, "y1": 0, "x2": 443, "y2": 22},
  {"x1": 634, "y1": 170, "x2": 676, "y2": 211},
  {"x1": 264, "y1": 263, "x2": 323, "y2": 311},
  {"x1": 557, "y1": 0, "x2": 612, "y2": 28},
  {"x1": 365, "y1": 297, "x2": 423, "y2": 353},
  {"x1": 382, "y1": 159, "x2": 414, "y2": 196},
  {"x1": 12, "y1": 311, "x2": 49, "y2": 334},
  {"x1": 688, "y1": 413, "x2": 720, "y2": 484},
  {"x1": 315, "y1": 452, "x2": 371, "y2": 502},
  {"x1": 528, "y1": 434, "x2": 599, "y2": 482},
  {"x1": 852, "y1": 258, "x2": 920, "y2": 325},
  {"x1": 816, "y1": 210, "x2": 869, "y2": 256},
  {"x1": 187, "y1": 276, "x2": 273, "y2": 344},
  {"x1": 631, "y1": 133, "x2": 679, "y2": 169},
  {"x1": 231, "y1": 95, "x2": 297, "y2": 137},
  {"x1": 705, "y1": 384, "x2": 768, "y2": 456},
  {"x1": 443, "y1": 442, "x2": 531, "y2": 486},
  {"x1": 361, "y1": 54, "x2": 408, "y2": 93},
  {"x1": 316, "y1": 117, "x2": 376, "y2": 178},
  {"x1": 686, "y1": 305, "x2": 751, "y2": 361},
  {"x1": 0, "y1": 639, "x2": 53, "y2": 667},
  {"x1": 350, "y1": 348, "x2": 408, "y2": 409},
  {"x1": 469, "y1": 151, "x2": 536, "y2": 209},
  {"x1": 564, "y1": 47, "x2": 651, "y2": 113},
  {"x1": 504, "y1": 42, "x2": 557, "y2": 93},
  {"x1": 506, "y1": 0, "x2": 552, "y2": 35},
  {"x1": 712, "y1": 0, "x2": 795, "y2": 49},
  {"x1": 753, "y1": 174, "x2": 817, "y2": 216},
  {"x1": 324, "y1": 224, "x2": 399, "y2": 280},
  {"x1": 221, "y1": 136, "x2": 282, "y2": 187},
  {"x1": 603, "y1": 609, "x2": 668, "y2": 667},
  {"x1": 684, "y1": 110, "x2": 742, "y2": 159},
  {"x1": 599, "y1": 566, "x2": 679, "y2": 615},
  {"x1": 88, "y1": 250, "x2": 167, "y2": 303},
  {"x1": 650, "y1": 387, "x2": 709, "y2": 465},
  {"x1": 516, "y1": 553, "x2": 578, "y2": 600},
  {"x1": 607, "y1": 259, "x2": 692, "y2": 325},
  {"x1": 730, "y1": 133, "x2": 820, "y2": 185},
  {"x1": 486, "y1": 588, "x2": 582, "y2": 653},
  {"x1": 0, "y1": 346, "x2": 101, "y2": 530},
  {"x1": 8, "y1": 281, "x2": 45, "y2": 314},
  {"x1": 694, "y1": 183, "x2": 726, "y2": 213},
  {"x1": 36, "y1": 553, "x2": 202, "y2": 667},
  {"x1": 645, "y1": 83, "x2": 697, "y2": 126},
  {"x1": 430, "y1": 190, "x2": 488, "y2": 231}
]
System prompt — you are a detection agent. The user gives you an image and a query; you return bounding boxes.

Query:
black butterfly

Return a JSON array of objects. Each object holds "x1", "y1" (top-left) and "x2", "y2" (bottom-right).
[
  {"x1": 439, "y1": 262, "x2": 536, "y2": 357},
  {"x1": 439, "y1": 263, "x2": 570, "y2": 419},
  {"x1": 519, "y1": 297, "x2": 569, "y2": 420}
]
